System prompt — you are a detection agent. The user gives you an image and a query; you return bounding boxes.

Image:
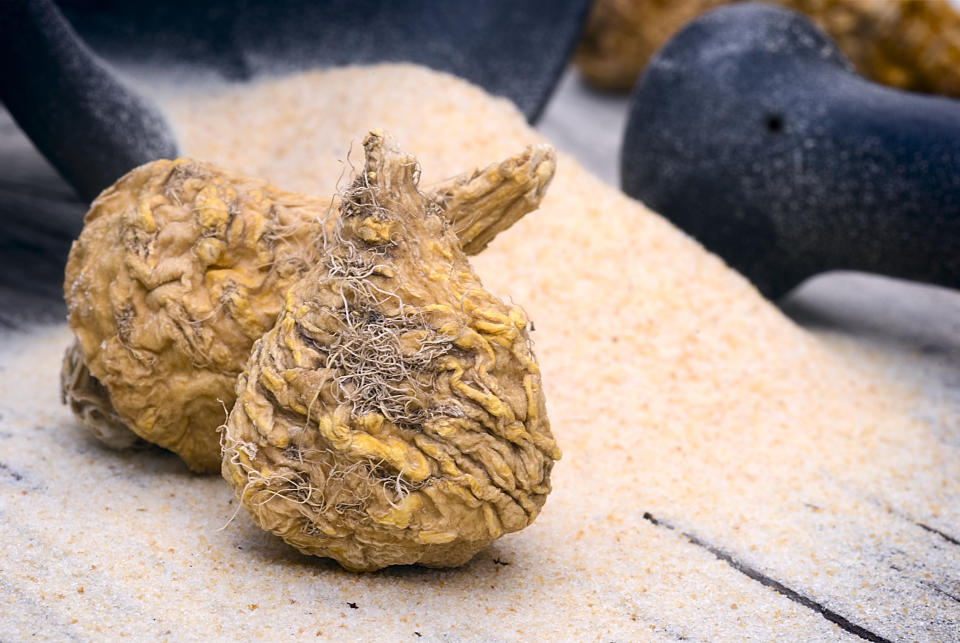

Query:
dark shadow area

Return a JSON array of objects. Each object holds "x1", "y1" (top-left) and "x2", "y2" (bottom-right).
[
  {"x1": 56, "y1": 414, "x2": 196, "y2": 479},
  {"x1": 0, "y1": 107, "x2": 85, "y2": 329}
]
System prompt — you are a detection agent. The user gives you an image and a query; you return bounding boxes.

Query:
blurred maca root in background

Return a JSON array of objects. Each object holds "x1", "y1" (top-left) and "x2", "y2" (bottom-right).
[{"x1": 576, "y1": 0, "x2": 960, "y2": 97}]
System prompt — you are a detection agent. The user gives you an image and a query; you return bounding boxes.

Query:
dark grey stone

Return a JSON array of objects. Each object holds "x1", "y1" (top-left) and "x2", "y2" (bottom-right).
[{"x1": 621, "y1": 3, "x2": 960, "y2": 299}]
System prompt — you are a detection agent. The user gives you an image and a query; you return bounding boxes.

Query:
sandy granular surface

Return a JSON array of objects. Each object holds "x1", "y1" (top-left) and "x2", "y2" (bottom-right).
[{"x1": 1, "y1": 64, "x2": 957, "y2": 641}]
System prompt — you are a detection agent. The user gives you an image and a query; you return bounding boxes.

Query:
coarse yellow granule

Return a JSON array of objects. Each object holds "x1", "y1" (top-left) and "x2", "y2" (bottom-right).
[{"x1": 8, "y1": 64, "x2": 949, "y2": 639}]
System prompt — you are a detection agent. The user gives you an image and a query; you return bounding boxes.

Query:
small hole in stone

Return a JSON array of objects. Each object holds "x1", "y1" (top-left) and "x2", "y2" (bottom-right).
[{"x1": 765, "y1": 114, "x2": 784, "y2": 133}]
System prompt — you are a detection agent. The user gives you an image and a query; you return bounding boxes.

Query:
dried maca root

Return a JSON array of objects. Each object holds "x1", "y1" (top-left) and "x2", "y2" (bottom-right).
[
  {"x1": 63, "y1": 145, "x2": 555, "y2": 472},
  {"x1": 576, "y1": 0, "x2": 960, "y2": 97},
  {"x1": 64, "y1": 160, "x2": 323, "y2": 472},
  {"x1": 222, "y1": 131, "x2": 561, "y2": 571}
]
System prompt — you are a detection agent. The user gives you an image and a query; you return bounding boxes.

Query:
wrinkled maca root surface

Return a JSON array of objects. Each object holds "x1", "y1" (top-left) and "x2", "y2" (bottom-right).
[
  {"x1": 63, "y1": 146, "x2": 555, "y2": 473},
  {"x1": 222, "y1": 131, "x2": 561, "y2": 571},
  {"x1": 64, "y1": 160, "x2": 323, "y2": 471},
  {"x1": 576, "y1": 0, "x2": 960, "y2": 96}
]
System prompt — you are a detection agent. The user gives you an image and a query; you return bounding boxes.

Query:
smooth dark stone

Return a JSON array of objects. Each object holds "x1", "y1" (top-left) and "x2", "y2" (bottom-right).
[
  {"x1": 621, "y1": 3, "x2": 960, "y2": 299},
  {"x1": 0, "y1": 0, "x2": 179, "y2": 202}
]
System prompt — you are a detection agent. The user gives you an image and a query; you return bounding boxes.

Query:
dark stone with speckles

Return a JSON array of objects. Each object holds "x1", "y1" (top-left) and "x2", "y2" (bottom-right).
[{"x1": 621, "y1": 3, "x2": 960, "y2": 299}]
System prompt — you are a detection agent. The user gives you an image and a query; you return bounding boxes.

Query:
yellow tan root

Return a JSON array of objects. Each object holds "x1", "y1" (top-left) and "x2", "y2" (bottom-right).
[
  {"x1": 221, "y1": 130, "x2": 560, "y2": 571},
  {"x1": 430, "y1": 144, "x2": 556, "y2": 254},
  {"x1": 63, "y1": 145, "x2": 555, "y2": 472}
]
